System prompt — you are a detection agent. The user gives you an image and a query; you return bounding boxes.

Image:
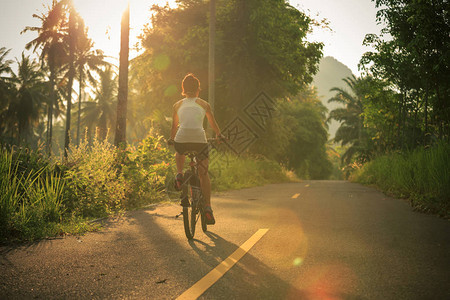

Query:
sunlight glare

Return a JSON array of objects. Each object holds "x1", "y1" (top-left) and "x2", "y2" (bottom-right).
[{"x1": 72, "y1": 0, "x2": 176, "y2": 62}]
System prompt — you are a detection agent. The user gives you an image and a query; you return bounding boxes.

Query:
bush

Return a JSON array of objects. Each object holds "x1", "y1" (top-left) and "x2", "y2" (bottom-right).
[
  {"x1": 122, "y1": 131, "x2": 174, "y2": 208},
  {"x1": 65, "y1": 138, "x2": 128, "y2": 218}
]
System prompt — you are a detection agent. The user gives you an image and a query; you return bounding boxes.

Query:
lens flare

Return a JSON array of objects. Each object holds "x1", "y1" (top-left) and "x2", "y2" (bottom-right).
[
  {"x1": 293, "y1": 257, "x2": 304, "y2": 267},
  {"x1": 164, "y1": 84, "x2": 178, "y2": 97},
  {"x1": 288, "y1": 263, "x2": 358, "y2": 300},
  {"x1": 153, "y1": 54, "x2": 170, "y2": 71},
  {"x1": 262, "y1": 208, "x2": 308, "y2": 269}
]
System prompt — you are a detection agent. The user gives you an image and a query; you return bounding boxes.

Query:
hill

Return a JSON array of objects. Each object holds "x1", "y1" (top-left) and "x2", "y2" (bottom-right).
[{"x1": 312, "y1": 56, "x2": 353, "y2": 139}]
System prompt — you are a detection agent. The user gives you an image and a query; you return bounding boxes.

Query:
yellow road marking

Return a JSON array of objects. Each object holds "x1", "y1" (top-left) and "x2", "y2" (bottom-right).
[
  {"x1": 176, "y1": 229, "x2": 269, "y2": 300},
  {"x1": 292, "y1": 193, "x2": 300, "y2": 199}
]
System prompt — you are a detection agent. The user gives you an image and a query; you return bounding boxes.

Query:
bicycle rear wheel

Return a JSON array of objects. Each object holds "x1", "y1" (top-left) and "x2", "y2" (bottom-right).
[
  {"x1": 182, "y1": 188, "x2": 201, "y2": 240},
  {"x1": 182, "y1": 171, "x2": 195, "y2": 240},
  {"x1": 182, "y1": 172, "x2": 203, "y2": 240},
  {"x1": 182, "y1": 204, "x2": 195, "y2": 240}
]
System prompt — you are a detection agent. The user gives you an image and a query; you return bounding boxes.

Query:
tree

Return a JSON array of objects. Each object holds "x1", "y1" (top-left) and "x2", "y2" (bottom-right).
[
  {"x1": 63, "y1": 0, "x2": 78, "y2": 158},
  {"x1": 287, "y1": 91, "x2": 331, "y2": 179},
  {"x1": 132, "y1": 0, "x2": 323, "y2": 126},
  {"x1": 252, "y1": 87, "x2": 331, "y2": 179},
  {"x1": 328, "y1": 75, "x2": 368, "y2": 164},
  {"x1": 8, "y1": 53, "x2": 46, "y2": 143},
  {"x1": 360, "y1": 79, "x2": 398, "y2": 153},
  {"x1": 0, "y1": 47, "x2": 14, "y2": 140},
  {"x1": 361, "y1": 0, "x2": 450, "y2": 143},
  {"x1": 79, "y1": 66, "x2": 117, "y2": 141},
  {"x1": 23, "y1": 0, "x2": 68, "y2": 154},
  {"x1": 328, "y1": 75, "x2": 401, "y2": 164},
  {"x1": 73, "y1": 27, "x2": 108, "y2": 146},
  {"x1": 0, "y1": 48, "x2": 12, "y2": 77},
  {"x1": 114, "y1": 3, "x2": 129, "y2": 147}
]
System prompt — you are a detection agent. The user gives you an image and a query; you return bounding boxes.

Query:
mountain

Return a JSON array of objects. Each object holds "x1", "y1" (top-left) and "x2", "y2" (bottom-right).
[{"x1": 312, "y1": 56, "x2": 353, "y2": 139}]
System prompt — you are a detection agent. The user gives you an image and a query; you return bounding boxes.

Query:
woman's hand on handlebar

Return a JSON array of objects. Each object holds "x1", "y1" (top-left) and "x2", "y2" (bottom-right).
[
  {"x1": 167, "y1": 138, "x2": 175, "y2": 146},
  {"x1": 216, "y1": 133, "x2": 226, "y2": 144}
]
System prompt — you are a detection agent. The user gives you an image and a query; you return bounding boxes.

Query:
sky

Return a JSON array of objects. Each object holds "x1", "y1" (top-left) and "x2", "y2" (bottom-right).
[{"x1": 0, "y1": 0, "x2": 384, "y2": 75}]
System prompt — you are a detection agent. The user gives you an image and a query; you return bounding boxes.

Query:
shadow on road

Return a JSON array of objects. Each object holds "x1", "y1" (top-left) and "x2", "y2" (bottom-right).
[
  {"x1": 128, "y1": 206, "x2": 356, "y2": 300},
  {"x1": 126, "y1": 207, "x2": 293, "y2": 298}
]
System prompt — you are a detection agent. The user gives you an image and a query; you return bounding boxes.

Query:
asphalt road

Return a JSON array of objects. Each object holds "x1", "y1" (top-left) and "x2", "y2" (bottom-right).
[{"x1": 1, "y1": 181, "x2": 449, "y2": 299}]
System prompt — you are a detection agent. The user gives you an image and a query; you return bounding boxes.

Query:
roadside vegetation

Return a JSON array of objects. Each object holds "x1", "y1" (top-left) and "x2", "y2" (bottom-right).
[
  {"x1": 0, "y1": 132, "x2": 171, "y2": 241},
  {"x1": 0, "y1": 135, "x2": 290, "y2": 242},
  {"x1": 208, "y1": 151, "x2": 290, "y2": 191},
  {"x1": 328, "y1": 0, "x2": 449, "y2": 217},
  {"x1": 351, "y1": 143, "x2": 450, "y2": 218}
]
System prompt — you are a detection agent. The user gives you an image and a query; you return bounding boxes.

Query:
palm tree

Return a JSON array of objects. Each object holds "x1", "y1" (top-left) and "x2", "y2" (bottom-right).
[
  {"x1": 114, "y1": 3, "x2": 130, "y2": 147},
  {"x1": 0, "y1": 48, "x2": 13, "y2": 110},
  {"x1": 328, "y1": 75, "x2": 367, "y2": 163},
  {"x1": 0, "y1": 47, "x2": 12, "y2": 76},
  {"x1": 80, "y1": 66, "x2": 117, "y2": 141},
  {"x1": 0, "y1": 47, "x2": 14, "y2": 139},
  {"x1": 22, "y1": 0, "x2": 68, "y2": 154},
  {"x1": 63, "y1": 1, "x2": 78, "y2": 158},
  {"x1": 9, "y1": 53, "x2": 46, "y2": 143},
  {"x1": 74, "y1": 24, "x2": 108, "y2": 146}
]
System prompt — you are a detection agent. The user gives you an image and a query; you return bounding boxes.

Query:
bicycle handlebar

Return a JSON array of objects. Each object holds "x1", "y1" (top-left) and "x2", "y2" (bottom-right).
[{"x1": 167, "y1": 136, "x2": 226, "y2": 146}]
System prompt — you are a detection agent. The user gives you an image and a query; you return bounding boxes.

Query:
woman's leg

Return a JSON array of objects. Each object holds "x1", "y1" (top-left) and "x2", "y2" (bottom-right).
[
  {"x1": 175, "y1": 152, "x2": 185, "y2": 174},
  {"x1": 197, "y1": 158, "x2": 211, "y2": 206}
]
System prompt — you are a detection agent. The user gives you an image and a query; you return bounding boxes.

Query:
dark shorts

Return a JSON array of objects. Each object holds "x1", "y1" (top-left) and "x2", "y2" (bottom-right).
[{"x1": 174, "y1": 142, "x2": 209, "y2": 161}]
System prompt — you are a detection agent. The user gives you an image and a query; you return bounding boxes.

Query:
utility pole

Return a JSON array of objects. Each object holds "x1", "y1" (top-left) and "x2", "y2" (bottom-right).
[{"x1": 208, "y1": 0, "x2": 216, "y2": 114}]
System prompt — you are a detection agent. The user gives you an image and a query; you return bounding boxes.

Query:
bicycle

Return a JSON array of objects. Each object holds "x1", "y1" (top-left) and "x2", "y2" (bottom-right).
[
  {"x1": 170, "y1": 138, "x2": 219, "y2": 240},
  {"x1": 180, "y1": 150, "x2": 207, "y2": 240}
]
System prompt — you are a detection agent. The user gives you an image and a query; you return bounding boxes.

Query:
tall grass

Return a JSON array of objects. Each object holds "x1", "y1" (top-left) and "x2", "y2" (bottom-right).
[
  {"x1": 352, "y1": 142, "x2": 450, "y2": 217},
  {"x1": 0, "y1": 149, "x2": 66, "y2": 241},
  {"x1": 0, "y1": 150, "x2": 21, "y2": 237}
]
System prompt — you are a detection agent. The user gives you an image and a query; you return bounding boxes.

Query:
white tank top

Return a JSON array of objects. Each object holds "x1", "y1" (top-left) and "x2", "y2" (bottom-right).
[{"x1": 174, "y1": 97, "x2": 207, "y2": 143}]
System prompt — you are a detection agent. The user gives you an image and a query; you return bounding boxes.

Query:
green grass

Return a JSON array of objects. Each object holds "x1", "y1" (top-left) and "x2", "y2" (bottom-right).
[
  {"x1": 164, "y1": 149, "x2": 294, "y2": 200},
  {"x1": 0, "y1": 149, "x2": 67, "y2": 241},
  {"x1": 351, "y1": 142, "x2": 450, "y2": 218},
  {"x1": 209, "y1": 151, "x2": 291, "y2": 191}
]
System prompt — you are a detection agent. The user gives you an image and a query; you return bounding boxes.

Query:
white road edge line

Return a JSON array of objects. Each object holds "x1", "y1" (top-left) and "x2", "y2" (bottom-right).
[{"x1": 176, "y1": 228, "x2": 270, "y2": 300}]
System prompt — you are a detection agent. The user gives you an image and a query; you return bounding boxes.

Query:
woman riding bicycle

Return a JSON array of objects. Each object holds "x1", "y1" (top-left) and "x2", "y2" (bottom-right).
[{"x1": 169, "y1": 73, "x2": 222, "y2": 225}]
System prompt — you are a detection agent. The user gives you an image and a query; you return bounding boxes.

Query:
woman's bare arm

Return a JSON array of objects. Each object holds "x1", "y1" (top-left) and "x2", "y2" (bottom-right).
[
  {"x1": 204, "y1": 103, "x2": 221, "y2": 137},
  {"x1": 170, "y1": 102, "x2": 180, "y2": 139}
]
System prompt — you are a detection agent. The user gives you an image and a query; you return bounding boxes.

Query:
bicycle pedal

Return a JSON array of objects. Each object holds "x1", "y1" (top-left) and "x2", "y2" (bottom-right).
[{"x1": 175, "y1": 212, "x2": 183, "y2": 218}]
